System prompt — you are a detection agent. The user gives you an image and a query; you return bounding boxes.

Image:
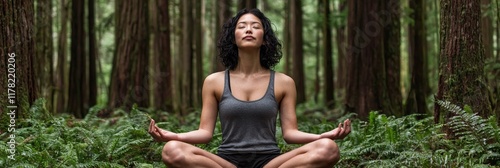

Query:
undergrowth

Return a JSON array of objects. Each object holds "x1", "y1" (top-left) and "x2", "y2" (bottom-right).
[{"x1": 0, "y1": 99, "x2": 499, "y2": 167}]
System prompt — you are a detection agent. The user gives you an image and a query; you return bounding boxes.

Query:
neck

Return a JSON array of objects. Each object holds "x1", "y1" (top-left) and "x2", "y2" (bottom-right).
[{"x1": 234, "y1": 48, "x2": 265, "y2": 74}]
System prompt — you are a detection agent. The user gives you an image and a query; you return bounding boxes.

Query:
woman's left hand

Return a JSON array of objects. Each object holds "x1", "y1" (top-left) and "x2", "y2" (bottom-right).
[{"x1": 320, "y1": 119, "x2": 351, "y2": 140}]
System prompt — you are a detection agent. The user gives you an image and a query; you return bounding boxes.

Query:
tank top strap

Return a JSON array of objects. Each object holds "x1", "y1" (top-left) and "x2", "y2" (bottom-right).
[
  {"x1": 224, "y1": 69, "x2": 231, "y2": 94},
  {"x1": 268, "y1": 70, "x2": 275, "y2": 97}
]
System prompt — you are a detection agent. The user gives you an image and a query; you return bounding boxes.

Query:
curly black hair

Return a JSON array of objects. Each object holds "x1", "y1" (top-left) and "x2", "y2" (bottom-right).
[{"x1": 217, "y1": 8, "x2": 282, "y2": 70}]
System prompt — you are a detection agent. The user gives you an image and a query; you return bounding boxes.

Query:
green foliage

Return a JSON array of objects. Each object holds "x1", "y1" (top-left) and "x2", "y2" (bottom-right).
[
  {"x1": 1, "y1": 99, "x2": 499, "y2": 167},
  {"x1": 436, "y1": 100, "x2": 500, "y2": 165},
  {"x1": 334, "y1": 99, "x2": 500, "y2": 167},
  {"x1": 0, "y1": 99, "x2": 165, "y2": 168}
]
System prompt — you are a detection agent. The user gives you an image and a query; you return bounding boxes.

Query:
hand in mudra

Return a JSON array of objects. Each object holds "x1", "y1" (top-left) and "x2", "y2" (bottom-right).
[
  {"x1": 320, "y1": 119, "x2": 352, "y2": 140},
  {"x1": 148, "y1": 119, "x2": 178, "y2": 142}
]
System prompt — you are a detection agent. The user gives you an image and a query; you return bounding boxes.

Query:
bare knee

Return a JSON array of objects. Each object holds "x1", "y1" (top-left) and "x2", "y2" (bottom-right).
[
  {"x1": 162, "y1": 141, "x2": 187, "y2": 166},
  {"x1": 311, "y1": 138, "x2": 340, "y2": 165}
]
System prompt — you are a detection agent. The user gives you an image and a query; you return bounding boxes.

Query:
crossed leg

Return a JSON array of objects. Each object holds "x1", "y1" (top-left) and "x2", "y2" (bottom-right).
[
  {"x1": 161, "y1": 140, "x2": 236, "y2": 168},
  {"x1": 264, "y1": 138, "x2": 340, "y2": 168},
  {"x1": 162, "y1": 138, "x2": 339, "y2": 168}
]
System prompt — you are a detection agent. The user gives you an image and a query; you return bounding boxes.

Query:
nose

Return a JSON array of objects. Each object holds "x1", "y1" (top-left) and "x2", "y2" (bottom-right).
[{"x1": 245, "y1": 26, "x2": 252, "y2": 34}]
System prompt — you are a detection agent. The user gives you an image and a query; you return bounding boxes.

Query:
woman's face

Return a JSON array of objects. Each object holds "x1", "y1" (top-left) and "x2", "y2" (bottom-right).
[{"x1": 234, "y1": 13, "x2": 264, "y2": 49}]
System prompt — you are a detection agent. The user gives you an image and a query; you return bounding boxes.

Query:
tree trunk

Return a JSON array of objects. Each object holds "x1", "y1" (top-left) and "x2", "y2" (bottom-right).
[
  {"x1": 108, "y1": 0, "x2": 150, "y2": 112},
  {"x1": 180, "y1": 0, "x2": 194, "y2": 115},
  {"x1": 345, "y1": 0, "x2": 400, "y2": 119},
  {"x1": 193, "y1": 0, "x2": 203, "y2": 107},
  {"x1": 336, "y1": 0, "x2": 347, "y2": 95},
  {"x1": 481, "y1": 0, "x2": 493, "y2": 59},
  {"x1": 290, "y1": 0, "x2": 306, "y2": 104},
  {"x1": 384, "y1": 0, "x2": 402, "y2": 116},
  {"x1": 68, "y1": 0, "x2": 87, "y2": 118},
  {"x1": 497, "y1": 0, "x2": 500, "y2": 59},
  {"x1": 405, "y1": 0, "x2": 428, "y2": 116},
  {"x1": 35, "y1": 0, "x2": 54, "y2": 111},
  {"x1": 213, "y1": 0, "x2": 231, "y2": 72},
  {"x1": 153, "y1": 0, "x2": 173, "y2": 112},
  {"x1": 435, "y1": 0, "x2": 491, "y2": 131},
  {"x1": 322, "y1": 0, "x2": 334, "y2": 108},
  {"x1": 314, "y1": 0, "x2": 321, "y2": 103},
  {"x1": 283, "y1": 1, "x2": 291, "y2": 75},
  {"x1": 88, "y1": 0, "x2": 97, "y2": 108},
  {"x1": 0, "y1": 0, "x2": 37, "y2": 120},
  {"x1": 238, "y1": 0, "x2": 257, "y2": 10},
  {"x1": 56, "y1": 0, "x2": 69, "y2": 114}
]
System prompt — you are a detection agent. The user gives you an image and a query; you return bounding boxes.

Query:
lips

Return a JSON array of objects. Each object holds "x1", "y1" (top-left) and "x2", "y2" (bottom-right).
[{"x1": 243, "y1": 36, "x2": 255, "y2": 40}]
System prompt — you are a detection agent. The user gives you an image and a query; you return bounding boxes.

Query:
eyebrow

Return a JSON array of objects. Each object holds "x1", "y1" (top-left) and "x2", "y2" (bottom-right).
[{"x1": 237, "y1": 21, "x2": 262, "y2": 25}]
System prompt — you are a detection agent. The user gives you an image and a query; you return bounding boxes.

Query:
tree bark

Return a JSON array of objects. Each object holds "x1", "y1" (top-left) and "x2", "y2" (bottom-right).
[
  {"x1": 283, "y1": 1, "x2": 291, "y2": 75},
  {"x1": 290, "y1": 0, "x2": 306, "y2": 104},
  {"x1": 193, "y1": 0, "x2": 203, "y2": 107},
  {"x1": 56, "y1": 0, "x2": 69, "y2": 114},
  {"x1": 35, "y1": 0, "x2": 54, "y2": 111},
  {"x1": 405, "y1": 0, "x2": 428, "y2": 117},
  {"x1": 384, "y1": 0, "x2": 402, "y2": 116},
  {"x1": 435, "y1": 0, "x2": 491, "y2": 130},
  {"x1": 153, "y1": 0, "x2": 173, "y2": 112},
  {"x1": 68, "y1": 0, "x2": 87, "y2": 118},
  {"x1": 322, "y1": 0, "x2": 334, "y2": 108},
  {"x1": 108, "y1": 0, "x2": 150, "y2": 112},
  {"x1": 0, "y1": 0, "x2": 37, "y2": 119},
  {"x1": 213, "y1": 0, "x2": 231, "y2": 72},
  {"x1": 336, "y1": 0, "x2": 347, "y2": 95},
  {"x1": 345, "y1": 0, "x2": 401, "y2": 119},
  {"x1": 481, "y1": 0, "x2": 493, "y2": 59},
  {"x1": 238, "y1": 0, "x2": 257, "y2": 10},
  {"x1": 180, "y1": 0, "x2": 194, "y2": 115},
  {"x1": 88, "y1": 0, "x2": 97, "y2": 108}
]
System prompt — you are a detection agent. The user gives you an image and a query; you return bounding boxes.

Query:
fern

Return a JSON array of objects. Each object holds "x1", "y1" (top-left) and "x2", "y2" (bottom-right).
[
  {"x1": 76, "y1": 161, "x2": 124, "y2": 168},
  {"x1": 436, "y1": 100, "x2": 500, "y2": 165}
]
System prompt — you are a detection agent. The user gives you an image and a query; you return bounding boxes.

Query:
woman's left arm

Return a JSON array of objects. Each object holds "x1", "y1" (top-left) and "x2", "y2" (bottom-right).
[{"x1": 277, "y1": 74, "x2": 351, "y2": 144}]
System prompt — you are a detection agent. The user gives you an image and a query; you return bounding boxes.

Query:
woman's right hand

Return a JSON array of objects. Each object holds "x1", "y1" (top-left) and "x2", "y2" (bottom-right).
[{"x1": 148, "y1": 119, "x2": 178, "y2": 142}]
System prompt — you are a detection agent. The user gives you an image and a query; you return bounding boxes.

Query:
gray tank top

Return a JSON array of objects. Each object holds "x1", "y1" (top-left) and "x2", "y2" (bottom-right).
[{"x1": 217, "y1": 69, "x2": 281, "y2": 154}]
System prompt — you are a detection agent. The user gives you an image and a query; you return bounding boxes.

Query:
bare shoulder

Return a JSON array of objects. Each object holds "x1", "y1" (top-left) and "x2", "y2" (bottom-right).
[
  {"x1": 274, "y1": 72, "x2": 296, "y2": 87},
  {"x1": 203, "y1": 71, "x2": 225, "y2": 98},
  {"x1": 204, "y1": 71, "x2": 225, "y2": 84}
]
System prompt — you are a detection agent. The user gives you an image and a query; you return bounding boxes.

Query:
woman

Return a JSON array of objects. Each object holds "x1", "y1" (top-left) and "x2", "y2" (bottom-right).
[{"x1": 148, "y1": 8, "x2": 351, "y2": 168}]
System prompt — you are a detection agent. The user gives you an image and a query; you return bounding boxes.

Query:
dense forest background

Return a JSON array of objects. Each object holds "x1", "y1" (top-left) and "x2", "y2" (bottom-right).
[{"x1": 1, "y1": 0, "x2": 500, "y2": 167}]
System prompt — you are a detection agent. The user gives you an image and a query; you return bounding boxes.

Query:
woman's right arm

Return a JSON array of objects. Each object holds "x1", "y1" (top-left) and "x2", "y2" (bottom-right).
[{"x1": 148, "y1": 73, "x2": 222, "y2": 144}]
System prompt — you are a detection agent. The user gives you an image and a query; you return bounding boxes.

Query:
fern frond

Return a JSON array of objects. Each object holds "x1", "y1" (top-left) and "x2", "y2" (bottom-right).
[
  {"x1": 76, "y1": 161, "x2": 125, "y2": 168},
  {"x1": 112, "y1": 139, "x2": 151, "y2": 158}
]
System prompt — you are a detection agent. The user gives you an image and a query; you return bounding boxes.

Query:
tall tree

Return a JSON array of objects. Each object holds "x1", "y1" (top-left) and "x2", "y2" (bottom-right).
[
  {"x1": 0, "y1": 0, "x2": 37, "y2": 119},
  {"x1": 193, "y1": 0, "x2": 203, "y2": 107},
  {"x1": 481, "y1": 0, "x2": 494, "y2": 59},
  {"x1": 213, "y1": 0, "x2": 231, "y2": 72},
  {"x1": 319, "y1": 0, "x2": 334, "y2": 107},
  {"x1": 153, "y1": 0, "x2": 173, "y2": 111},
  {"x1": 68, "y1": 0, "x2": 88, "y2": 118},
  {"x1": 55, "y1": 0, "x2": 69, "y2": 114},
  {"x1": 283, "y1": 1, "x2": 291, "y2": 75},
  {"x1": 345, "y1": 0, "x2": 401, "y2": 119},
  {"x1": 290, "y1": 0, "x2": 306, "y2": 104},
  {"x1": 180, "y1": 0, "x2": 194, "y2": 115},
  {"x1": 384, "y1": 0, "x2": 402, "y2": 116},
  {"x1": 406, "y1": 0, "x2": 428, "y2": 116},
  {"x1": 314, "y1": 0, "x2": 321, "y2": 103},
  {"x1": 108, "y1": 0, "x2": 150, "y2": 111},
  {"x1": 336, "y1": 0, "x2": 347, "y2": 93},
  {"x1": 35, "y1": 0, "x2": 54, "y2": 111},
  {"x1": 88, "y1": 0, "x2": 97, "y2": 108},
  {"x1": 238, "y1": 0, "x2": 257, "y2": 10},
  {"x1": 434, "y1": 0, "x2": 491, "y2": 131}
]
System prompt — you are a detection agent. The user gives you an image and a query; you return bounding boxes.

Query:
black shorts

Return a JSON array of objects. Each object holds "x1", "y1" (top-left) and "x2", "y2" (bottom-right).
[{"x1": 216, "y1": 153, "x2": 281, "y2": 168}]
